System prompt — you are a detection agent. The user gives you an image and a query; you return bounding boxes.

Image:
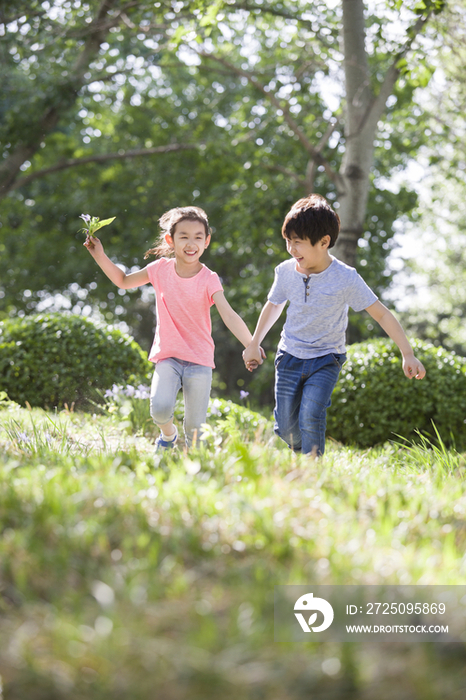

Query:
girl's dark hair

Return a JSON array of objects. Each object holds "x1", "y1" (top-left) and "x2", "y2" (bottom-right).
[
  {"x1": 144, "y1": 206, "x2": 211, "y2": 259},
  {"x1": 281, "y1": 194, "x2": 340, "y2": 248}
]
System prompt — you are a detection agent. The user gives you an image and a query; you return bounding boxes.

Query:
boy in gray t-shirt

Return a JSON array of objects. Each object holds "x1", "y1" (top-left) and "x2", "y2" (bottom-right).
[{"x1": 242, "y1": 194, "x2": 426, "y2": 457}]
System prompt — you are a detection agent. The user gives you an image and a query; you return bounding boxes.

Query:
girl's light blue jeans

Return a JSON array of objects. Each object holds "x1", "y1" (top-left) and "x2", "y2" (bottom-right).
[
  {"x1": 274, "y1": 350, "x2": 346, "y2": 456},
  {"x1": 150, "y1": 357, "x2": 212, "y2": 447}
]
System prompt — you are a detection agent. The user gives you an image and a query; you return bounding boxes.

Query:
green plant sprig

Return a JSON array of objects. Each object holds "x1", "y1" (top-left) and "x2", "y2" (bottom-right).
[{"x1": 79, "y1": 214, "x2": 116, "y2": 237}]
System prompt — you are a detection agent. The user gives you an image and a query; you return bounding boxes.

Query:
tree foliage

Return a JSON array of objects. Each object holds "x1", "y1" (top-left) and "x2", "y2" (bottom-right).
[
  {"x1": 394, "y1": 1, "x2": 466, "y2": 355},
  {"x1": 0, "y1": 0, "x2": 451, "y2": 405}
]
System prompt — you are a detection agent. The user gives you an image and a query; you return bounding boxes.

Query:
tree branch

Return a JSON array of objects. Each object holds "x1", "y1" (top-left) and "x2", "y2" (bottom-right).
[
  {"x1": 197, "y1": 50, "x2": 316, "y2": 155},
  {"x1": 305, "y1": 119, "x2": 344, "y2": 191},
  {"x1": 360, "y1": 12, "x2": 433, "y2": 135},
  {"x1": 0, "y1": 7, "x2": 47, "y2": 26},
  {"x1": 263, "y1": 163, "x2": 307, "y2": 188},
  {"x1": 231, "y1": 2, "x2": 334, "y2": 49},
  {"x1": 0, "y1": 0, "x2": 123, "y2": 200},
  {"x1": 196, "y1": 49, "x2": 344, "y2": 188},
  {"x1": 63, "y1": 1, "x2": 143, "y2": 39},
  {"x1": 72, "y1": 0, "x2": 121, "y2": 79},
  {"x1": 8, "y1": 144, "x2": 200, "y2": 193}
]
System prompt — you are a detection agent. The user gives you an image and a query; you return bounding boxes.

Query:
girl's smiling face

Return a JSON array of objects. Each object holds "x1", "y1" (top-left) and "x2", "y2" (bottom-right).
[{"x1": 165, "y1": 219, "x2": 211, "y2": 268}]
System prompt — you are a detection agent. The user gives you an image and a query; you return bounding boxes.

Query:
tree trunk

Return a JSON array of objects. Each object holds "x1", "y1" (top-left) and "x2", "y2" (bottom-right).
[
  {"x1": 333, "y1": 0, "x2": 376, "y2": 267},
  {"x1": 332, "y1": 0, "x2": 432, "y2": 267}
]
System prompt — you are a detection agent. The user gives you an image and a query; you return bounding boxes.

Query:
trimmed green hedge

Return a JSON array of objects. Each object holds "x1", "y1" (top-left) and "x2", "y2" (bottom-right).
[
  {"x1": 327, "y1": 338, "x2": 466, "y2": 449},
  {"x1": 0, "y1": 313, "x2": 152, "y2": 409}
]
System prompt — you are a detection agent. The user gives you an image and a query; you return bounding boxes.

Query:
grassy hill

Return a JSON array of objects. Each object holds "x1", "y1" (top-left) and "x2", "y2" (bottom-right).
[{"x1": 1, "y1": 402, "x2": 466, "y2": 699}]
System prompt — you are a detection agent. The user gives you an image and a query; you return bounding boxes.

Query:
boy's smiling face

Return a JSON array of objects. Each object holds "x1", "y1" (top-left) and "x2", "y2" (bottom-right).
[{"x1": 286, "y1": 232, "x2": 333, "y2": 276}]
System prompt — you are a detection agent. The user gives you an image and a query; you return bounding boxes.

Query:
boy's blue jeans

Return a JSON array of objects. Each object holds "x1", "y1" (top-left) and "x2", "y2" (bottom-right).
[
  {"x1": 274, "y1": 350, "x2": 346, "y2": 456},
  {"x1": 150, "y1": 357, "x2": 212, "y2": 447}
]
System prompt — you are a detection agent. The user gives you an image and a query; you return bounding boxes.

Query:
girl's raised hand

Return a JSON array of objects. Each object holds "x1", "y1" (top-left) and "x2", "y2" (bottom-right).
[{"x1": 84, "y1": 234, "x2": 104, "y2": 257}]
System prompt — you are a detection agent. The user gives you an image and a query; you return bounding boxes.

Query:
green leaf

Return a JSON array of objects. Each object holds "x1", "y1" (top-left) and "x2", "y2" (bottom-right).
[
  {"x1": 199, "y1": 0, "x2": 223, "y2": 28},
  {"x1": 92, "y1": 216, "x2": 116, "y2": 232},
  {"x1": 79, "y1": 215, "x2": 116, "y2": 237}
]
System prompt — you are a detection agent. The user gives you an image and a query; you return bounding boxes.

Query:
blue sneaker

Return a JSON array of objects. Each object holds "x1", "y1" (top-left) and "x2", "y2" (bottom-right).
[{"x1": 154, "y1": 427, "x2": 178, "y2": 453}]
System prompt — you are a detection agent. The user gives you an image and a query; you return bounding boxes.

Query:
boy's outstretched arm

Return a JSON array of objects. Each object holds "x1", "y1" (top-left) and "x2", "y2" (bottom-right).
[
  {"x1": 84, "y1": 235, "x2": 149, "y2": 289},
  {"x1": 242, "y1": 300, "x2": 286, "y2": 368},
  {"x1": 365, "y1": 301, "x2": 426, "y2": 379}
]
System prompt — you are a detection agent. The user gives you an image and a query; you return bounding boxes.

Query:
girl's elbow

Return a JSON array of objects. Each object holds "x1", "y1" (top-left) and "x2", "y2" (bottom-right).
[{"x1": 118, "y1": 276, "x2": 132, "y2": 289}]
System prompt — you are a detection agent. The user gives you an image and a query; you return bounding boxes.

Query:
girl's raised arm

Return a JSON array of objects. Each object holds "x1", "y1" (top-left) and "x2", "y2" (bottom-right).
[{"x1": 84, "y1": 235, "x2": 150, "y2": 289}]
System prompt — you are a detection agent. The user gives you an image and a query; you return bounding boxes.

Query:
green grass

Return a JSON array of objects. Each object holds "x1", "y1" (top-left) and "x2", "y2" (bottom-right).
[{"x1": 1, "y1": 404, "x2": 466, "y2": 699}]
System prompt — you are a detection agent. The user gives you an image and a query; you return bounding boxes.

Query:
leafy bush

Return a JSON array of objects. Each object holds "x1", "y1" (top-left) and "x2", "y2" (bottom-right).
[
  {"x1": 204, "y1": 397, "x2": 273, "y2": 442},
  {"x1": 327, "y1": 338, "x2": 466, "y2": 449},
  {"x1": 0, "y1": 313, "x2": 152, "y2": 408}
]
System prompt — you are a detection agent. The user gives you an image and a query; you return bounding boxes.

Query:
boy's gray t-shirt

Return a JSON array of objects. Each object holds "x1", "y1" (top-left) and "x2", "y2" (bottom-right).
[{"x1": 268, "y1": 256, "x2": 378, "y2": 359}]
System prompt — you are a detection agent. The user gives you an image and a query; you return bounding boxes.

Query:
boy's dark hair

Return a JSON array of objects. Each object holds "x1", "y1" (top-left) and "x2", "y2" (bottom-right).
[
  {"x1": 144, "y1": 206, "x2": 211, "y2": 259},
  {"x1": 281, "y1": 194, "x2": 340, "y2": 248}
]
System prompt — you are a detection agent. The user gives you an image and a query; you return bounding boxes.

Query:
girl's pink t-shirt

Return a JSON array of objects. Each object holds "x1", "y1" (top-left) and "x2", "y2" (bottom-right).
[{"x1": 146, "y1": 258, "x2": 223, "y2": 368}]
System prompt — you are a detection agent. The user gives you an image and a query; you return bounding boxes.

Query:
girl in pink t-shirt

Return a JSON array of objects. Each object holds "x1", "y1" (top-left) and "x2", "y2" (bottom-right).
[{"x1": 85, "y1": 206, "x2": 260, "y2": 451}]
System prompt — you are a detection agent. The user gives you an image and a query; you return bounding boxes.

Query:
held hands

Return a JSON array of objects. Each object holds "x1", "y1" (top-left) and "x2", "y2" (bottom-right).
[
  {"x1": 243, "y1": 344, "x2": 266, "y2": 372},
  {"x1": 242, "y1": 345, "x2": 427, "y2": 379},
  {"x1": 402, "y1": 353, "x2": 426, "y2": 380}
]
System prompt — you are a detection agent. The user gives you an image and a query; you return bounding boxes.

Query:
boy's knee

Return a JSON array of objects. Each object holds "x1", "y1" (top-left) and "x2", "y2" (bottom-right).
[
  {"x1": 275, "y1": 412, "x2": 299, "y2": 436},
  {"x1": 274, "y1": 422, "x2": 301, "y2": 451},
  {"x1": 303, "y1": 399, "x2": 327, "y2": 423}
]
